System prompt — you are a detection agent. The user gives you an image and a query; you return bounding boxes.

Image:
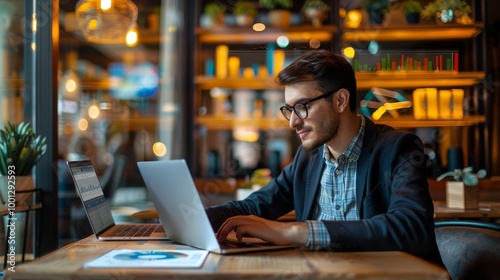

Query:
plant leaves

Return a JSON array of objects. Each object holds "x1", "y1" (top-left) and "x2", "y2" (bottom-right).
[{"x1": 0, "y1": 121, "x2": 47, "y2": 176}]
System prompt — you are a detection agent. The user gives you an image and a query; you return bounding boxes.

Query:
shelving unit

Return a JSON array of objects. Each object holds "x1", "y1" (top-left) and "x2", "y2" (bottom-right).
[
  {"x1": 195, "y1": 71, "x2": 485, "y2": 90},
  {"x1": 192, "y1": 13, "x2": 341, "y2": 177},
  {"x1": 196, "y1": 25, "x2": 337, "y2": 43},
  {"x1": 374, "y1": 115, "x2": 486, "y2": 128},
  {"x1": 192, "y1": 1, "x2": 488, "y2": 178}
]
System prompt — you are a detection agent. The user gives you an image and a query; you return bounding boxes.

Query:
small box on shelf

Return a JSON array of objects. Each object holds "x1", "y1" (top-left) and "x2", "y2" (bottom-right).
[
  {"x1": 445, "y1": 181, "x2": 478, "y2": 209},
  {"x1": 412, "y1": 88, "x2": 464, "y2": 120},
  {"x1": 439, "y1": 167, "x2": 487, "y2": 210}
]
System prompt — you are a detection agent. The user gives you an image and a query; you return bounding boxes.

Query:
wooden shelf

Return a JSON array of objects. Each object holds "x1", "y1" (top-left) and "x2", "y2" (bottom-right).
[
  {"x1": 1, "y1": 78, "x2": 112, "y2": 91},
  {"x1": 356, "y1": 71, "x2": 485, "y2": 90},
  {"x1": 374, "y1": 115, "x2": 486, "y2": 128},
  {"x1": 196, "y1": 116, "x2": 290, "y2": 130},
  {"x1": 112, "y1": 117, "x2": 158, "y2": 131},
  {"x1": 343, "y1": 23, "x2": 483, "y2": 42},
  {"x1": 196, "y1": 25, "x2": 337, "y2": 44},
  {"x1": 195, "y1": 115, "x2": 485, "y2": 130},
  {"x1": 195, "y1": 71, "x2": 484, "y2": 90},
  {"x1": 195, "y1": 76, "x2": 280, "y2": 89},
  {"x1": 80, "y1": 78, "x2": 110, "y2": 90}
]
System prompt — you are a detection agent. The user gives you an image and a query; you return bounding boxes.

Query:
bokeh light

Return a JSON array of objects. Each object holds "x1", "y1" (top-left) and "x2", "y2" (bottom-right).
[
  {"x1": 78, "y1": 118, "x2": 88, "y2": 131},
  {"x1": 276, "y1": 36, "x2": 289, "y2": 48},
  {"x1": 88, "y1": 104, "x2": 100, "y2": 119},
  {"x1": 368, "y1": 40, "x2": 380, "y2": 55},
  {"x1": 309, "y1": 39, "x2": 321, "y2": 49},
  {"x1": 152, "y1": 142, "x2": 167, "y2": 157},
  {"x1": 342, "y1": 47, "x2": 356, "y2": 59}
]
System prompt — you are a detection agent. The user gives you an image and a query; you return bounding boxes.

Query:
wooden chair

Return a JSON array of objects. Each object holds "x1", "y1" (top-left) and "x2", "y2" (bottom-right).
[{"x1": 435, "y1": 220, "x2": 500, "y2": 280}]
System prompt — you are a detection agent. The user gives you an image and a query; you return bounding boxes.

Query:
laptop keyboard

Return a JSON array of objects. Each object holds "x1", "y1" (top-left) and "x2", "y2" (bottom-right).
[{"x1": 109, "y1": 224, "x2": 162, "y2": 237}]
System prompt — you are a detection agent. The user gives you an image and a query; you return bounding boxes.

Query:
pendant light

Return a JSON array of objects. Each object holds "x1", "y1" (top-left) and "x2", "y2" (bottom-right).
[{"x1": 75, "y1": 0, "x2": 138, "y2": 44}]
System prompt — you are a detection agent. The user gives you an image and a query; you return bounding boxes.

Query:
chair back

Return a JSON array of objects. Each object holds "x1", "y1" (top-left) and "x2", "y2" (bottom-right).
[{"x1": 435, "y1": 220, "x2": 500, "y2": 280}]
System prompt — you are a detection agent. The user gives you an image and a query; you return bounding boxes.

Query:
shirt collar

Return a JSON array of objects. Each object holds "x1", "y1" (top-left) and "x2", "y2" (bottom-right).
[{"x1": 323, "y1": 114, "x2": 365, "y2": 163}]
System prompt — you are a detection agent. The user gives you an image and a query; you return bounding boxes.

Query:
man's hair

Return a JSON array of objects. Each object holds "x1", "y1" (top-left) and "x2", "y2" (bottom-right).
[{"x1": 276, "y1": 49, "x2": 357, "y2": 112}]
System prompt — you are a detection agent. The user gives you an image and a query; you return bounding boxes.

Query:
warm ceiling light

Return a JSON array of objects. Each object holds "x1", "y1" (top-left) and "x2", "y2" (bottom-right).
[
  {"x1": 76, "y1": 0, "x2": 138, "y2": 44},
  {"x1": 100, "y1": 0, "x2": 112, "y2": 10},
  {"x1": 88, "y1": 104, "x2": 100, "y2": 119},
  {"x1": 125, "y1": 25, "x2": 138, "y2": 47},
  {"x1": 152, "y1": 142, "x2": 167, "y2": 157},
  {"x1": 63, "y1": 70, "x2": 80, "y2": 99},
  {"x1": 78, "y1": 118, "x2": 89, "y2": 131}
]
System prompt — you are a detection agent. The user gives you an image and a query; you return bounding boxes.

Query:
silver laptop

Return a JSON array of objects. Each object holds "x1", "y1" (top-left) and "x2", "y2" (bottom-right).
[
  {"x1": 137, "y1": 159, "x2": 296, "y2": 254},
  {"x1": 67, "y1": 160, "x2": 169, "y2": 240}
]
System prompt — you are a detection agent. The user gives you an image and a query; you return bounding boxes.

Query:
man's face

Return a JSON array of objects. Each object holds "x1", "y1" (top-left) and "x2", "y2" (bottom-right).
[{"x1": 283, "y1": 81, "x2": 340, "y2": 151}]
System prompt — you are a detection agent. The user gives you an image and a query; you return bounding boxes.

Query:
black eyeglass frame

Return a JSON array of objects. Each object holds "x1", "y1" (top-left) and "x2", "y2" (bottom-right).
[{"x1": 279, "y1": 89, "x2": 340, "y2": 120}]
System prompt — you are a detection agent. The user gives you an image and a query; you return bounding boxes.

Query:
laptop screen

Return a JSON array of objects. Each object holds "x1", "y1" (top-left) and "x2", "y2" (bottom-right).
[{"x1": 69, "y1": 160, "x2": 114, "y2": 235}]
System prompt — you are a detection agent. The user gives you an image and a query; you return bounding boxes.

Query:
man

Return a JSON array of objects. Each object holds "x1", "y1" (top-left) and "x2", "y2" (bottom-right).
[{"x1": 206, "y1": 50, "x2": 442, "y2": 265}]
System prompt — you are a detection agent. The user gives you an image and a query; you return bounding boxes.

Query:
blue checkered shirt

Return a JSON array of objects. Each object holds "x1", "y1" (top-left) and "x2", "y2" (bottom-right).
[{"x1": 305, "y1": 115, "x2": 365, "y2": 250}]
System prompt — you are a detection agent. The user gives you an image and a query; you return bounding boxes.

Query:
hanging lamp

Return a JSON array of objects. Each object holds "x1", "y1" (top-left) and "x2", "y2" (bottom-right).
[{"x1": 75, "y1": 0, "x2": 138, "y2": 44}]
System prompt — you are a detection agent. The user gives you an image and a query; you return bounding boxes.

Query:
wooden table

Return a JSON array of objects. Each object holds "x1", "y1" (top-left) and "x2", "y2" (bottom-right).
[
  {"x1": 433, "y1": 201, "x2": 500, "y2": 220},
  {"x1": 4, "y1": 236, "x2": 448, "y2": 280}
]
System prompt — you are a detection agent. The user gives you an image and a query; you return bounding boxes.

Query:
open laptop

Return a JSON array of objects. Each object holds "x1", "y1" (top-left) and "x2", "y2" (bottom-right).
[
  {"x1": 137, "y1": 159, "x2": 296, "y2": 254},
  {"x1": 67, "y1": 160, "x2": 169, "y2": 240}
]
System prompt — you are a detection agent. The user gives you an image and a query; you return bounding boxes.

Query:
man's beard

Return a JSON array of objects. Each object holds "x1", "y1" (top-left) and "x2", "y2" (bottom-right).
[{"x1": 301, "y1": 116, "x2": 339, "y2": 151}]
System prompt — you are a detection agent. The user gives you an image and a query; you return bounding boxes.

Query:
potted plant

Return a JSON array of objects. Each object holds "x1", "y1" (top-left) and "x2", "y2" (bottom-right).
[
  {"x1": 301, "y1": 0, "x2": 330, "y2": 27},
  {"x1": 361, "y1": 0, "x2": 389, "y2": 25},
  {"x1": 0, "y1": 122, "x2": 47, "y2": 206},
  {"x1": 437, "y1": 167, "x2": 486, "y2": 209},
  {"x1": 259, "y1": 0, "x2": 293, "y2": 10},
  {"x1": 402, "y1": 0, "x2": 423, "y2": 24},
  {"x1": 421, "y1": 0, "x2": 472, "y2": 24},
  {"x1": 259, "y1": 0, "x2": 293, "y2": 27},
  {"x1": 202, "y1": 2, "x2": 227, "y2": 27},
  {"x1": 233, "y1": 1, "x2": 257, "y2": 27}
]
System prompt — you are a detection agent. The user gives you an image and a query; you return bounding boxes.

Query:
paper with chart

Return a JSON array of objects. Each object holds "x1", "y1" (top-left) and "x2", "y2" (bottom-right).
[{"x1": 84, "y1": 249, "x2": 209, "y2": 268}]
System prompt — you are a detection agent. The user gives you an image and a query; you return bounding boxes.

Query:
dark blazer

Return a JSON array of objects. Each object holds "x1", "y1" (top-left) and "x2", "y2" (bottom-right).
[{"x1": 206, "y1": 118, "x2": 442, "y2": 265}]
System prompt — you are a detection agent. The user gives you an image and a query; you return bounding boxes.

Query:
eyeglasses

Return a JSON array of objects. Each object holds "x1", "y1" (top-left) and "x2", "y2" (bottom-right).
[{"x1": 279, "y1": 89, "x2": 339, "y2": 120}]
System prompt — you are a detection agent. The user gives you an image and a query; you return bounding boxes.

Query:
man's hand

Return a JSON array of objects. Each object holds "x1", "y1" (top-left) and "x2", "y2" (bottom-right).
[{"x1": 215, "y1": 215, "x2": 309, "y2": 245}]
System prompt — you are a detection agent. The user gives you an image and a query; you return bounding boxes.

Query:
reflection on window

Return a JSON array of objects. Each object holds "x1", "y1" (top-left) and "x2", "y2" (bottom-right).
[{"x1": 57, "y1": 0, "x2": 185, "y2": 247}]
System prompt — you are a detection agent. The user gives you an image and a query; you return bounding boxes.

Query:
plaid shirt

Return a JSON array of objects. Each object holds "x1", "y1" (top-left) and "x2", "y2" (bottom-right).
[{"x1": 306, "y1": 115, "x2": 365, "y2": 250}]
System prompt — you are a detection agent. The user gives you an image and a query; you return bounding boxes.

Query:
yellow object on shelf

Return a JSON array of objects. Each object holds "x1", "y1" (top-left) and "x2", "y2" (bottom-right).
[
  {"x1": 451, "y1": 89, "x2": 464, "y2": 119},
  {"x1": 412, "y1": 88, "x2": 427, "y2": 120},
  {"x1": 243, "y1": 67, "x2": 254, "y2": 78},
  {"x1": 426, "y1": 88, "x2": 439, "y2": 119},
  {"x1": 228, "y1": 56, "x2": 240, "y2": 78},
  {"x1": 273, "y1": 50, "x2": 285, "y2": 77},
  {"x1": 439, "y1": 90, "x2": 452, "y2": 119},
  {"x1": 413, "y1": 88, "x2": 465, "y2": 120},
  {"x1": 215, "y1": 44, "x2": 228, "y2": 78},
  {"x1": 258, "y1": 65, "x2": 268, "y2": 78}
]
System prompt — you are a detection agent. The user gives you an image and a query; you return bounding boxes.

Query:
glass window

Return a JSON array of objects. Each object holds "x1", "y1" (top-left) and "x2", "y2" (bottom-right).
[
  {"x1": 57, "y1": 0, "x2": 188, "y2": 246},
  {"x1": 0, "y1": 0, "x2": 24, "y2": 124}
]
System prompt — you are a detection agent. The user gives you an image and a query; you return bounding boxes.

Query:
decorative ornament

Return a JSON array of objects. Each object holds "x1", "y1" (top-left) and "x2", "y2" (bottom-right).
[{"x1": 360, "y1": 87, "x2": 412, "y2": 120}]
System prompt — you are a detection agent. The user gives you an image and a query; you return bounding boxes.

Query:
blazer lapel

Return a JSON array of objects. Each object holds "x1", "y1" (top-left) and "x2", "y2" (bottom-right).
[
  {"x1": 356, "y1": 119, "x2": 377, "y2": 217},
  {"x1": 302, "y1": 149, "x2": 324, "y2": 220}
]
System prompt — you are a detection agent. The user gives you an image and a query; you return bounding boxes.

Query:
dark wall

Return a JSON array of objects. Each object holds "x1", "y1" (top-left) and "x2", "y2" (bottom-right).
[{"x1": 485, "y1": 0, "x2": 500, "y2": 176}]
